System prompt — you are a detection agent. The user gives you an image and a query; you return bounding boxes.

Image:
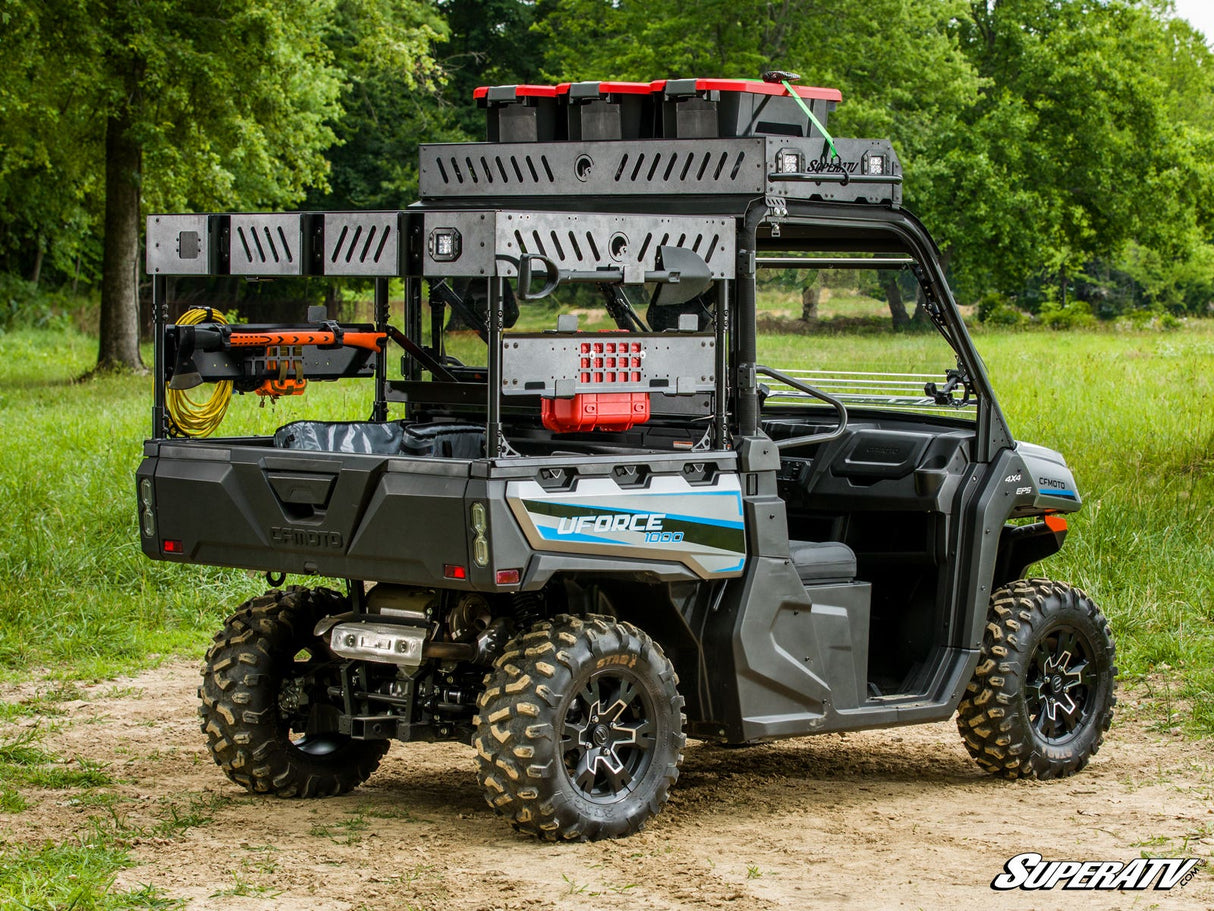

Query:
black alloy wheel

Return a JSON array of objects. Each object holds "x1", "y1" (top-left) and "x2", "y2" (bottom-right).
[
  {"x1": 474, "y1": 614, "x2": 685, "y2": 840},
  {"x1": 957, "y1": 578, "x2": 1116, "y2": 780},
  {"x1": 559, "y1": 671, "x2": 657, "y2": 802},
  {"x1": 1025, "y1": 622, "x2": 1098, "y2": 743}
]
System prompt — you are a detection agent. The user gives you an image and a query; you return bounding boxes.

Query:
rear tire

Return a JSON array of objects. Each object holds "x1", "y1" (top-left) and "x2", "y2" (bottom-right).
[
  {"x1": 474, "y1": 614, "x2": 685, "y2": 841},
  {"x1": 957, "y1": 578, "x2": 1116, "y2": 780},
  {"x1": 199, "y1": 586, "x2": 388, "y2": 797}
]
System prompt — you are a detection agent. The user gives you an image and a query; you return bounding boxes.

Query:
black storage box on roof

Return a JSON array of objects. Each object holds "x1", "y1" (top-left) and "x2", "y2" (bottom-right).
[
  {"x1": 559, "y1": 81, "x2": 656, "y2": 141},
  {"x1": 660, "y1": 78, "x2": 841, "y2": 139},
  {"x1": 476, "y1": 84, "x2": 563, "y2": 142}
]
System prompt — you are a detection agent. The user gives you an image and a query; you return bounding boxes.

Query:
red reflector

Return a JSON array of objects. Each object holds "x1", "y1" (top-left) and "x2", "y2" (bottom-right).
[
  {"x1": 162, "y1": 539, "x2": 183, "y2": 554},
  {"x1": 1043, "y1": 515, "x2": 1068, "y2": 533},
  {"x1": 443, "y1": 564, "x2": 468, "y2": 580},
  {"x1": 495, "y1": 569, "x2": 521, "y2": 585}
]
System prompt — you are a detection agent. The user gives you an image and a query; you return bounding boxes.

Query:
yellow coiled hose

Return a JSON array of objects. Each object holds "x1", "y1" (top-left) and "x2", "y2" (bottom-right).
[{"x1": 166, "y1": 308, "x2": 232, "y2": 437}]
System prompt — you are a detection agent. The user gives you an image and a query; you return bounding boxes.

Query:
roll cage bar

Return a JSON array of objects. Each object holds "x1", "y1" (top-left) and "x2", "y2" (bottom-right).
[{"x1": 146, "y1": 177, "x2": 1011, "y2": 462}]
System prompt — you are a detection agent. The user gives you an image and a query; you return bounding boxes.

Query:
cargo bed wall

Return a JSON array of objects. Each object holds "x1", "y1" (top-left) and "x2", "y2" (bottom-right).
[{"x1": 139, "y1": 442, "x2": 475, "y2": 586}]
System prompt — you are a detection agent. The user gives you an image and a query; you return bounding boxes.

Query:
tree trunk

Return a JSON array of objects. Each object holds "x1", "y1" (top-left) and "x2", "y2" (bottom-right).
[
  {"x1": 31, "y1": 244, "x2": 44, "y2": 287},
  {"x1": 882, "y1": 272, "x2": 910, "y2": 328},
  {"x1": 97, "y1": 105, "x2": 145, "y2": 372},
  {"x1": 801, "y1": 283, "x2": 820, "y2": 321}
]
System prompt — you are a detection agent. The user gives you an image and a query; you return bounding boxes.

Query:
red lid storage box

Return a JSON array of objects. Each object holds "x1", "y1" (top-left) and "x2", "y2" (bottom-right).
[
  {"x1": 659, "y1": 78, "x2": 841, "y2": 139},
  {"x1": 475, "y1": 85, "x2": 563, "y2": 142},
  {"x1": 558, "y1": 81, "x2": 656, "y2": 141},
  {"x1": 541, "y1": 392, "x2": 651, "y2": 433}
]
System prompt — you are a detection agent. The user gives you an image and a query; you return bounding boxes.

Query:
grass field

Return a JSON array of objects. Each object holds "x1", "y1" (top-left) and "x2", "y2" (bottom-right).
[
  {"x1": 0, "y1": 320, "x2": 1210, "y2": 909},
  {"x1": 0, "y1": 322, "x2": 1210, "y2": 736}
]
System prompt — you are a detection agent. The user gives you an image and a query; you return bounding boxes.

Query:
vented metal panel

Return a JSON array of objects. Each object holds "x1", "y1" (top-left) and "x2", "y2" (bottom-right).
[
  {"x1": 146, "y1": 214, "x2": 216, "y2": 276},
  {"x1": 419, "y1": 136, "x2": 902, "y2": 205},
  {"x1": 229, "y1": 214, "x2": 306, "y2": 276},
  {"x1": 419, "y1": 139, "x2": 768, "y2": 198},
  {"x1": 323, "y1": 212, "x2": 401, "y2": 276},
  {"x1": 496, "y1": 212, "x2": 735, "y2": 279},
  {"x1": 420, "y1": 210, "x2": 498, "y2": 278},
  {"x1": 501, "y1": 333, "x2": 716, "y2": 397}
]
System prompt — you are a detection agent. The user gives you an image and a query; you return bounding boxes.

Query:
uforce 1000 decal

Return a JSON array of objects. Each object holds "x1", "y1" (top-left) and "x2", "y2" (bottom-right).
[{"x1": 506, "y1": 473, "x2": 746, "y2": 578}]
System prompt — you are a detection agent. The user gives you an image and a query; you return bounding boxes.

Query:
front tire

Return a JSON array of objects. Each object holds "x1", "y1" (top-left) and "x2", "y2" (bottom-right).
[
  {"x1": 957, "y1": 578, "x2": 1116, "y2": 780},
  {"x1": 199, "y1": 586, "x2": 388, "y2": 797},
  {"x1": 474, "y1": 614, "x2": 685, "y2": 841}
]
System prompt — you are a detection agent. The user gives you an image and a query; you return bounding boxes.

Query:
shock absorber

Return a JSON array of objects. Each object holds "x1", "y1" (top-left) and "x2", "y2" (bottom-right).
[{"x1": 510, "y1": 591, "x2": 546, "y2": 632}]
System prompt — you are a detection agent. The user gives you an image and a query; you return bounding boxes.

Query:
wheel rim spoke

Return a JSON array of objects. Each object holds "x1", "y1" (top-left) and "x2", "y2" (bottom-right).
[
  {"x1": 1033, "y1": 648, "x2": 1050, "y2": 677},
  {"x1": 600, "y1": 750, "x2": 632, "y2": 792},
  {"x1": 1059, "y1": 628, "x2": 1079, "y2": 659},
  {"x1": 1034, "y1": 702, "x2": 1056, "y2": 738},
  {"x1": 560, "y1": 667, "x2": 656, "y2": 802},
  {"x1": 609, "y1": 719, "x2": 653, "y2": 751},
  {"x1": 1027, "y1": 622, "x2": 1095, "y2": 743},
  {"x1": 579, "y1": 679, "x2": 602, "y2": 713},
  {"x1": 1055, "y1": 690, "x2": 1079, "y2": 722},
  {"x1": 561, "y1": 723, "x2": 585, "y2": 754},
  {"x1": 573, "y1": 751, "x2": 598, "y2": 792},
  {"x1": 1066, "y1": 658, "x2": 1090, "y2": 688},
  {"x1": 599, "y1": 679, "x2": 637, "y2": 723}
]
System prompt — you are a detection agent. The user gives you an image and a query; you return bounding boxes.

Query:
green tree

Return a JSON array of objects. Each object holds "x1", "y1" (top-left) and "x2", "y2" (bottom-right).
[
  {"x1": 1, "y1": 0, "x2": 443, "y2": 372},
  {"x1": 534, "y1": 0, "x2": 981, "y2": 327},
  {"x1": 935, "y1": 0, "x2": 1213, "y2": 303},
  {"x1": 441, "y1": 0, "x2": 542, "y2": 138},
  {"x1": 312, "y1": 0, "x2": 542, "y2": 212},
  {"x1": 1121, "y1": 9, "x2": 1214, "y2": 313},
  {"x1": 0, "y1": 1, "x2": 104, "y2": 287},
  {"x1": 312, "y1": 0, "x2": 450, "y2": 211},
  {"x1": 94, "y1": 0, "x2": 348, "y2": 372}
]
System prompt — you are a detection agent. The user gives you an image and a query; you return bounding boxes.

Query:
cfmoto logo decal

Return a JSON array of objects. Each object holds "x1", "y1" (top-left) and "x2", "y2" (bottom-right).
[
  {"x1": 271, "y1": 526, "x2": 343, "y2": 549},
  {"x1": 556, "y1": 513, "x2": 667, "y2": 535}
]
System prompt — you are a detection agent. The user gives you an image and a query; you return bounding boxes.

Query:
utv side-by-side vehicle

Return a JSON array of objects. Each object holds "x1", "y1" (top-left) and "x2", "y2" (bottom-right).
[{"x1": 138, "y1": 76, "x2": 1116, "y2": 840}]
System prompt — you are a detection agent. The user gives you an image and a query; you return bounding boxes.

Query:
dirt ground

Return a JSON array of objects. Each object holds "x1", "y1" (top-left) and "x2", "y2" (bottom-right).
[{"x1": 3, "y1": 663, "x2": 1211, "y2": 911}]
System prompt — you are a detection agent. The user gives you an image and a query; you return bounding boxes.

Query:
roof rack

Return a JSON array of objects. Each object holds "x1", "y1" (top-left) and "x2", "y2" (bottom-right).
[
  {"x1": 475, "y1": 78, "x2": 842, "y2": 142},
  {"x1": 422, "y1": 77, "x2": 901, "y2": 206}
]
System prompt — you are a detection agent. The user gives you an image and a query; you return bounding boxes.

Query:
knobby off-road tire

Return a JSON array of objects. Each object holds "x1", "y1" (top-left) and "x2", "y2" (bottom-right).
[
  {"x1": 957, "y1": 578, "x2": 1116, "y2": 780},
  {"x1": 199, "y1": 586, "x2": 388, "y2": 797},
  {"x1": 474, "y1": 614, "x2": 686, "y2": 841}
]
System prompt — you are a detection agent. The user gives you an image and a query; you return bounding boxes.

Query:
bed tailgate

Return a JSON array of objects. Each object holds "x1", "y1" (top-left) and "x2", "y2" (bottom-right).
[{"x1": 137, "y1": 441, "x2": 474, "y2": 585}]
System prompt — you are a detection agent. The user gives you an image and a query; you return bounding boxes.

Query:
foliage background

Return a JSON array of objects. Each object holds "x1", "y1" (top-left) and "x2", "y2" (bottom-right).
[
  {"x1": 1, "y1": 0, "x2": 1212, "y2": 346},
  {"x1": 1, "y1": 4, "x2": 1211, "y2": 905}
]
